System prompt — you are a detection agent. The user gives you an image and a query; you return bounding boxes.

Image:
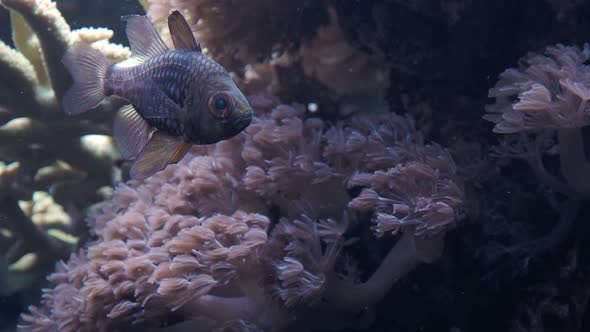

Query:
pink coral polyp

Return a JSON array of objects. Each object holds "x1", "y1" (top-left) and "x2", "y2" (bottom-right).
[
  {"x1": 485, "y1": 44, "x2": 590, "y2": 133},
  {"x1": 21, "y1": 96, "x2": 463, "y2": 331}
]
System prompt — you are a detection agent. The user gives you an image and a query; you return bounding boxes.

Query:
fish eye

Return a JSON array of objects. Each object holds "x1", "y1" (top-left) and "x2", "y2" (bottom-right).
[
  {"x1": 208, "y1": 92, "x2": 232, "y2": 119},
  {"x1": 214, "y1": 96, "x2": 227, "y2": 110}
]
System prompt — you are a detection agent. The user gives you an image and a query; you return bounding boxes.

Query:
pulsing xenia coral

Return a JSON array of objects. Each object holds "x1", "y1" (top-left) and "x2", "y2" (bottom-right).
[
  {"x1": 484, "y1": 44, "x2": 590, "y2": 135},
  {"x1": 485, "y1": 44, "x2": 590, "y2": 197},
  {"x1": 21, "y1": 97, "x2": 463, "y2": 331},
  {"x1": 484, "y1": 43, "x2": 590, "y2": 255}
]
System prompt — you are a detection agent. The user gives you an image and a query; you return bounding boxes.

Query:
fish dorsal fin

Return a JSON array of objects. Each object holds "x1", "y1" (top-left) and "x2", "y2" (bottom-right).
[
  {"x1": 122, "y1": 15, "x2": 168, "y2": 63},
  {"x1": 129, "y1": 131, "x2": 191, "y2": 180},
  {"x1": 168, "y1": 10, "x2": 201, "y2": 52},
  {"x1": 113, "y1": 104, "x2": 150, "y2": 159}
]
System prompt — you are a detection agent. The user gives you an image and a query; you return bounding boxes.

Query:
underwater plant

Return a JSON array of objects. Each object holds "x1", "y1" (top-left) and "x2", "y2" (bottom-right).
[
  {"x1": 19, "y1": 96, "x2": 463, "y2": 331},
  {"x1": 0, "y1": 0, "x2": 129, "y2": 296}
]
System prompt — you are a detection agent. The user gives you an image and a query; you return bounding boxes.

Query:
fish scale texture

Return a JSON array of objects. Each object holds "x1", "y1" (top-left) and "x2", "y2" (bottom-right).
[{"x1": 106, "y1": 50, "x2": 229, "y2": 137}]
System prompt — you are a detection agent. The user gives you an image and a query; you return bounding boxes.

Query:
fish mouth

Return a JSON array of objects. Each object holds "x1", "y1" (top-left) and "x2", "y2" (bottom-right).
[{"x1": 234, "y1": 115, "x2": 252, "y2": 131}]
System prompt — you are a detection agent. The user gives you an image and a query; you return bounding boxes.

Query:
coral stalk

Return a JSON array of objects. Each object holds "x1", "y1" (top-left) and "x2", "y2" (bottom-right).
[
  {"x1": 557, "y1": 128, "x2": 590, "y2": 196},
  {"x1": 323, "y1": 230, "x2": 419, "y2": 312},
  {"x1": 182, "y1": 295, "x2": 260, "y2": 323}
]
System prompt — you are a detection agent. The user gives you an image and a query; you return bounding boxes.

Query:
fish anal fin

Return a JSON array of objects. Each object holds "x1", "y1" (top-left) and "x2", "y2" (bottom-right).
[
  {"x1": 168, "y1": 10, "x2": 201, "y2": 52},
  {"x1": 122, "y1": 15, "x2": 169, "y2": 63},
  {"x1": 113, "y1": 104, "x2": 150, "y2": 159},
  {"x1": 129, "y1": 131, "x2": 186, "y2": 180}
]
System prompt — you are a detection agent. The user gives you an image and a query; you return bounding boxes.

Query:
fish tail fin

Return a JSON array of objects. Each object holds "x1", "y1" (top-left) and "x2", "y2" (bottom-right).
[{"x1": 61, "y1": 42, "x2": 112, "y2": 115}]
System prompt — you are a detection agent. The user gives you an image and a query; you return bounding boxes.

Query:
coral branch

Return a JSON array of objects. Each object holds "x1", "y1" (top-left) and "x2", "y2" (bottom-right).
[
  {"x1": 0, "y1": 0, "x2": 72, "y2": 102},
  {"x1": 0, "y1": 40, "x2": 42, "y2": 112}
]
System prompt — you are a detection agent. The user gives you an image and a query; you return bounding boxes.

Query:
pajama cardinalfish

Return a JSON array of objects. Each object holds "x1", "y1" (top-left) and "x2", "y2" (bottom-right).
[{"x1": 61, "y1": 11, "x2": 253, "y2": 180}]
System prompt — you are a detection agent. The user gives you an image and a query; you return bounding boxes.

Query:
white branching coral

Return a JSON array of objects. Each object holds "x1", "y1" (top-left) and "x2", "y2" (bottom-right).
[
  {"x1": 21, "y1": 96, "x2": 463, "y2": 331},
  {"x1": 0, "y1": 0, "x2": 130, "y2": 107},
  {"x1": 0, "y1": 0, "x2": 128, "y2": 298}
]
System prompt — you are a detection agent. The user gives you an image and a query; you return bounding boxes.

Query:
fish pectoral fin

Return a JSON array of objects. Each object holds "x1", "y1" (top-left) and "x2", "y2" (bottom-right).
[
  {"x1": 129, "y1": 131, "x2": 189, "y2": 180},
  {"x1": 170, "y1": 142, "x2": 192, "y2": 164},
  {"x1": 122, "y1": 15, "x2": 168, "y2": 63},
  {"x1": 113, "y1": 104, "x2": 151, "y2": 159},
  {"x1": 168, "y1": 10, "x2": 201, "y2": 52},
  {"x1": 132, "y1": 78, "x2": 183, "y2": 120}
]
